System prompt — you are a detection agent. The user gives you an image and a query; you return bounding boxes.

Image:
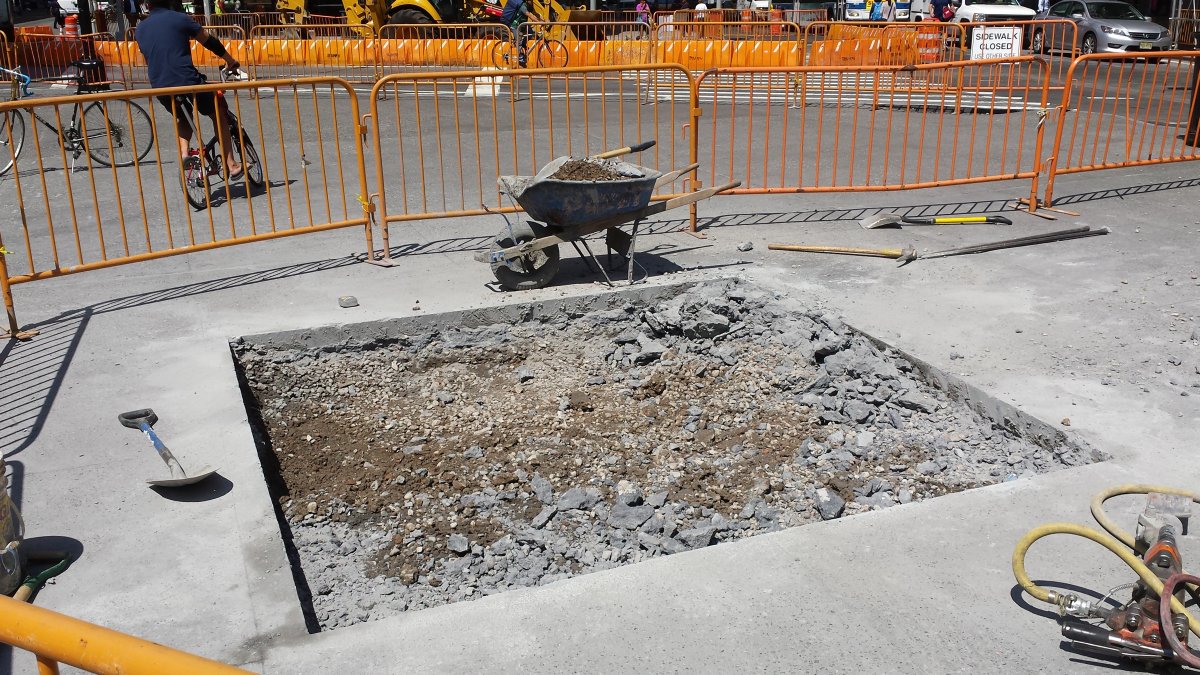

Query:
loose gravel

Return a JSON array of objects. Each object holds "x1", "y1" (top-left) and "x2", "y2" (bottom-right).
[{"x1": 234, "y1": 280, "x2": 1103, "y2": 630}]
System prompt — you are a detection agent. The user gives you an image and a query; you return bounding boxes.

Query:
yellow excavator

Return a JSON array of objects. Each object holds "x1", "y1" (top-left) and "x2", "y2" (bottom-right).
[{"x1": 275, "y1": 0, "x2": 598, "y2": 30}]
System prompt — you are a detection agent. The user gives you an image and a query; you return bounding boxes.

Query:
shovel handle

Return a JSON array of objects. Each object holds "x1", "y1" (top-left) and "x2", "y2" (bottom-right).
[
  {"x1": 903, "y1": 215, "x2": 1013, "y2": 225},
  {"x1": 118, "y1": 408, "x2": 158, "y2": 429},
  {"x1": 592, "y1": 140, "x2": 656, "y2": 160},
  {"x1": 767, "y1": 244, "x2": 906, "y2": 258},
  {"x1": 137, "y1": 422, "x2": 187, "y2": 479}
]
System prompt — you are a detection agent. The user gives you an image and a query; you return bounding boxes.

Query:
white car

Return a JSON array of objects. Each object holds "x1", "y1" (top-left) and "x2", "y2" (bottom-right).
[{"x1": 953, "y1": 0, "x2": 1036, "y2": 23}]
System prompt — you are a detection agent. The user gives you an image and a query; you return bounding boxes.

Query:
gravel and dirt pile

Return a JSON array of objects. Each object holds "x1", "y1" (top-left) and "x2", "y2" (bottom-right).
[
  {"x1": 234, "y1": 280, "x2": 1102, "y2": 630},
  {"x1": 549, "y1": 158, "x2": 627, "y2": 181}
]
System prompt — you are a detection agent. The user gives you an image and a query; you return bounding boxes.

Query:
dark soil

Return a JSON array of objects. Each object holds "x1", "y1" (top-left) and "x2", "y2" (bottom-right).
[{"x1": 549, "y1": 159, "x2": 626, "y2": 181}]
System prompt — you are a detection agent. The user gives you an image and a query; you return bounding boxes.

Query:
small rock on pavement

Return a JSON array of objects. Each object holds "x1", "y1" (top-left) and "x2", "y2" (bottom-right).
[
  {"x1": 608, "y1": 504, "x2": 655, "y2": 529},
  {"x1": 338, "y1": 295, "x2": 358, "y2": 308},
  {"x1": 1060, "y1": 417, "x2": 1071, "y2": 427},
  {"x1": 814, "y1": 488, "x2": 845, "y2": 520},
  {"x1": 736, "y1": 241, "x2": 754, "y2": 252},
  {"x1": 447, "y1": 534, "x2": 470, "y2": 554}
]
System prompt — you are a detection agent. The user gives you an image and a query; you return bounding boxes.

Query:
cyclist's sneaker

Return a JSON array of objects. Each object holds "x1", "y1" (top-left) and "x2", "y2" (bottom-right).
[{"x1": 183, "y1": 155, "x2": 202, "y2": 171}]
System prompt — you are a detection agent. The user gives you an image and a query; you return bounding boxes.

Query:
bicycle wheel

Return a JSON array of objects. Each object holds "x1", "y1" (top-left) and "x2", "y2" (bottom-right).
[
  {"x1": 182, "y1": 154, "x2": 210, "y2": 210},
  {"x1": 81, "y1": 100, "x2": 154, "y2": 168},
  {"x1": 0, "y1": 110, "x2": 25, "y2": 178},
  {"x1": 489, "y1": 39, "x2": 513, "y2": 69},
  {"x1": 232, "y1": 130, "x2": 264, "y2": 188},
  {"x1": 534, "y1": 39, "x2": 569, "y2": 68}
]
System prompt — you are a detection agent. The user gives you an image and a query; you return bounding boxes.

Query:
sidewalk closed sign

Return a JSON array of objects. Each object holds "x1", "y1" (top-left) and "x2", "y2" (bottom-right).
[{"x1": 970, "y1": 26, "x2": 1022, "y2": 59}]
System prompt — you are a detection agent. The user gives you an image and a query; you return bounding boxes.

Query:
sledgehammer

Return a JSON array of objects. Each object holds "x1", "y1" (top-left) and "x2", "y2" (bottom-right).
[{"x1": 766, "y1": 243, "x2": 918, "y2": 264}]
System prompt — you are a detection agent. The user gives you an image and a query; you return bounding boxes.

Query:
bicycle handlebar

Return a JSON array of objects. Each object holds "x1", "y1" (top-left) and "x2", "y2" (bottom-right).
[{"x1": 0, "y1": 67, "x2": 32, "y2": 99}]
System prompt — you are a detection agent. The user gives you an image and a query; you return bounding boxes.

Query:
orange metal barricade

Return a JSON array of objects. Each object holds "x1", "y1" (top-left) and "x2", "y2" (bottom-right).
[
  {"x1": 378, "y1": 24, "x2": 512, "y2": 72},
  {"x1": 12, "y1": 32, "x2": 128, "y2": 87},
  {"x1": 1171, "y1": 16, "x2": 1200, "y2": 48},
  {"x1": 656, "y1": 21, "x2": 804, "y2": 69},
  {"x1": 1043, "y1": 52, "x2": 1200, "y2": 206},
  {"x1": 248, "y1": 23, "x2": 378, "y2": 83},
  {"x1": 365, "y1": 64, "x2": 695, "y2": 264},
  {"x1": 0, "y1": 77, "x2": 373, "y2": 334},
  {"x1": 689, "y1": 57, "x2": 1051, "y2": 231},
  {"x1": 205, "y1": 11, "x2": 287, "y2": 33},
  {"x1": 0, "y1": 32, "x2": 10, "y2": 71},
  {"x1": 516, "y1": 22, "x2": 654, "y2": 68}
]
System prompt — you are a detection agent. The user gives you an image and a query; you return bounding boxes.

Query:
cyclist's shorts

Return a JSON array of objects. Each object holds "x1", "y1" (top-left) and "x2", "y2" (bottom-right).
[{"x1": 156, "y1": 91, "x2": 220, "y2": 122}]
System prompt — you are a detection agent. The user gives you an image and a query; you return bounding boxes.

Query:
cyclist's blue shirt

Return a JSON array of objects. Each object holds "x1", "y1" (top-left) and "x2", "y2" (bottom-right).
[
  {"x1": 500, "y1": 0, "x2": 526, "y2": 26},
  {"x1": 135, "y1": 8, "x2": 205, "y2": 89}
]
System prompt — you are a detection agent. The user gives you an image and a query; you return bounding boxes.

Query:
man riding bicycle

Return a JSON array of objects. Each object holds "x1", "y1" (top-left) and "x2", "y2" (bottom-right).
[
  {"x1": 135, "y1": 0, "x2": 242, "y2": 178},
  {"x1": 501, "y1": 0, "x2": 534, "y2": 67}
]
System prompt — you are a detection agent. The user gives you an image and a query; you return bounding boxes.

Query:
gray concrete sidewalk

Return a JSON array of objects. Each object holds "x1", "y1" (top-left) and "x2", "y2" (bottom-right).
[{"x1": 1, "y1": 165, "x2": 1197, "y2": 673}]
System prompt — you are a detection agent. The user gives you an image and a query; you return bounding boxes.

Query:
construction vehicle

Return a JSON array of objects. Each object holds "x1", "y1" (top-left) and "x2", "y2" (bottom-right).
[{"x1": 275, "y1": 0, "x2": 599, "y2": 31}]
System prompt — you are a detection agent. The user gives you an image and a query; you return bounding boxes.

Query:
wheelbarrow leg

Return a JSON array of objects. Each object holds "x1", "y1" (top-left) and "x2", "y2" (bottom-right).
[
  {"x1": 578, "y1": 237, "x2": 616, "y2": 287},
  {"x1": 569, "y1": 240, "x2": 603, "y2": 275},
  {"x1": 626, "y1": 220, "x2": 642, "y2": 285}
]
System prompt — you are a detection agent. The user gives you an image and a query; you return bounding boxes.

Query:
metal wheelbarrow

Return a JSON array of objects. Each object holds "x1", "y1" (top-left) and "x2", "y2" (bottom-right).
[{"x1": 476, "y1": 140, "x2": 740, "y2": 291}]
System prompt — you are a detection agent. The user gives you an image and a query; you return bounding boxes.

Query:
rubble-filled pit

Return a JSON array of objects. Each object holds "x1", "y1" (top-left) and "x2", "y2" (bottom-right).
[{"x1": 234, "y1": 280, "x2": 1103, "y2": 630}]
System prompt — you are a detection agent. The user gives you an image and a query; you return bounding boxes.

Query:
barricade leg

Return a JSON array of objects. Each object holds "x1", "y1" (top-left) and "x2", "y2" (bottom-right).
[{"x1": 0, "y1": 237, "x2": 35, "y2": 341}]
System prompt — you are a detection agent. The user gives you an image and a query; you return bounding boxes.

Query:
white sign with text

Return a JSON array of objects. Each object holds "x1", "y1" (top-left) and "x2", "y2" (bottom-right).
[{"x1": 970, "y1": 26, "x2": 1023, "y2": 60}]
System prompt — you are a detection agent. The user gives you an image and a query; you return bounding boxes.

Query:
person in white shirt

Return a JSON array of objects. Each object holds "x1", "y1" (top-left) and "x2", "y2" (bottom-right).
[{"x1": 694, "y1": 0, "x2": 707, "y2": 17}]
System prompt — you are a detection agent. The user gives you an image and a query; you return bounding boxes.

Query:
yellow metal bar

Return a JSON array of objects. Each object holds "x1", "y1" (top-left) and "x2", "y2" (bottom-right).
[{"x1": 0, "y1": 594, "x2": 251, "y2": 674}]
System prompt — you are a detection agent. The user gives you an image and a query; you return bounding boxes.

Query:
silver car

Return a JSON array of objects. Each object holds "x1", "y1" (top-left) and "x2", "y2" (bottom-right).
[{"x1": 1034, "y1": 0, "x2": 1171, "y2": 54}]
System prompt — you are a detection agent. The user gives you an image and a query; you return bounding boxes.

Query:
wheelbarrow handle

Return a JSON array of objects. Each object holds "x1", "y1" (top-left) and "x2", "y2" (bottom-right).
[
  {"x1": 118, "y1": 408, "x2": 158, "y2": 429},
  {"x1": 591, "y1": 140, "x2": 656, "y2": 160}
]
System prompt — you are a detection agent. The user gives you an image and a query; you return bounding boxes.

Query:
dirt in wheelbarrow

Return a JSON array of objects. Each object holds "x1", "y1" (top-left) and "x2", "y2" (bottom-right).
[
  {"x1": 234, "y1": 279, "x2": 1102, "y2": 631},
  {"x1": 549, "y1": 158, "x2": 627, "y2": 181}
]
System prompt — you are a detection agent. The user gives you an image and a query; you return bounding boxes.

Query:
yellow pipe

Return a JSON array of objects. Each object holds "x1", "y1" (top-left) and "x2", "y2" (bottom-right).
[
  {"x1": 1011, "y1": 522, "x2": 1200, "y2": 637},
  {"x1": 0, "y1": 594, "x2": 250, "y2": 675},
  {"x1": 1090, "y1": 484, "x2": 1200, "y2": 551}
]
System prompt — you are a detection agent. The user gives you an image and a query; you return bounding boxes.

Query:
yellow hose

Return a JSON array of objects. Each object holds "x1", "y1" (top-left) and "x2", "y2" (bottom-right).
[
  {"x1": 1011, "y1": 522, "x2": 1200, "y2": 637},
  {"x1": 1090, "y1": 484, "x2": 1200, "y2": 550}
]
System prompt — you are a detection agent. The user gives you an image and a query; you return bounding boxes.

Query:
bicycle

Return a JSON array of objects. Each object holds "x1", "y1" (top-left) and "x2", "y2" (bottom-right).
[
  {"x1": 490, "y1": 24, "x2": 569, "y2": 69},
  {"x1": 0, "y1": 60, "x2": 154, "y2": 177},
  {"x1": 175, "y1": 67, "x2": 264, "y2": 210}
]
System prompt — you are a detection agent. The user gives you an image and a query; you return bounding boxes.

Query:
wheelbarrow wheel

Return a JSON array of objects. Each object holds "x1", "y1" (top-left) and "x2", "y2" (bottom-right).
[{"x1": 490, "y1": 222, "x2": 560, "y2": 291}]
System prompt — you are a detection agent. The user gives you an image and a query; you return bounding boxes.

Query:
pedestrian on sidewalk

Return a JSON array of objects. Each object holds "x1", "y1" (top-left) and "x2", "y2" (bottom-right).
[
  {"x1": 880, "y1": 0, "x2": 895, "y2": 21},
  {"x1": 636, "y1": 0, "x2": 650, "y2": 24}
]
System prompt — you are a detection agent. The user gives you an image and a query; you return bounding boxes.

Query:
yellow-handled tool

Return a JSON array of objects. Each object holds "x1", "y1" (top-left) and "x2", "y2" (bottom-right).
[
  {"x1": 591, "y1": 140, "x2": 656, "y2": 160},
  {"x1": 860, "y1": 212, "x2": 1013, "y2": 229},
  {"x1": 766, "y1": 243, "x2": 917, "y2": 263}
]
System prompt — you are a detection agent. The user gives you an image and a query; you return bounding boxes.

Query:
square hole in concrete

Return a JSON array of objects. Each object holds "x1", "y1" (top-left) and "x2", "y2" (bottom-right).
[{"x1": 233, "y1": 279, "x2": 1103, "y2": 631}]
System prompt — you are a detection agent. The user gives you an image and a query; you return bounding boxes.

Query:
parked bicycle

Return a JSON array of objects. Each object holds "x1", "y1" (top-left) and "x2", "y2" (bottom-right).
[
  {"x1": 175, "y1": 67, "x2": 264, "y2": 210},
  {"x1": 491, "y1": 25, "x2": 569, "y2": 69},
  {"x1": 0, "y1": 60, "x2": 154, "y2": 177}
]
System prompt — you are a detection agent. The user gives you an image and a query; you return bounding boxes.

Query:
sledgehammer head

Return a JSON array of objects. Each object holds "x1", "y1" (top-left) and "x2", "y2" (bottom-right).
[{"x1": 896, "y1": 248, "x2": 919, "y2": 266}]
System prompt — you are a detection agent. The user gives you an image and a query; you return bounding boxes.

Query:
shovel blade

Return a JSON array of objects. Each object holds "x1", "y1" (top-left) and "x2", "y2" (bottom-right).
[
  {"x1": 147, "y1": 466, "x2": 219, "y2": 488},
  {"x1": 860, "y1": 214, "x2": 902, "y2": 229}
]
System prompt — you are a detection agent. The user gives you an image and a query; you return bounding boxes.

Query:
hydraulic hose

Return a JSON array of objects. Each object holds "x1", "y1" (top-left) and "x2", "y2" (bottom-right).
[
  {"x1": 1090, "y1": 484, "x2": 1200, "y2": 551},
  {"x1": 1160, "y1": 573, "x2": 1200, "y2": 668},
  {"x1": 1011, "y1": 522, "x2": 1200, "y2": 637}
]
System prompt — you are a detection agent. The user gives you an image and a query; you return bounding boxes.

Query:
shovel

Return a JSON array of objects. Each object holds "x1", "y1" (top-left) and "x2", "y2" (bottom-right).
[
  {"x1": 860, "y1": 213, "x2": 1013, "y2": 229},
  {"x1": 118, "y1": 409, "x2": 218, "y2": 488}
]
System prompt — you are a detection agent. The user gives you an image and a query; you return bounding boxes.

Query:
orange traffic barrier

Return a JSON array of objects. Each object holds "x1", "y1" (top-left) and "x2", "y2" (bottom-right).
[
  {"x1": 378, "y1": 24, "x2": 511, "y2": 72},
  {"x1": 248, "y1": 24, "x2": 378, "y2": 83},
  {"x1": 0, "y1": 31, "x2": 10, "y2": 71},
  {"x1": 689, "y1": 57, "x2": 1051, "y2": 231},
  {"x1": 655, "y1": 21, "x2": 803, "y2": 69},
  {"x1": 1172, "y1": 16, "x2": 1200, "y2": 48},
  {"x1": 0, "y1": 76, "x2": 373, "y2": 335},
  {"x1": 12, "y1": 32, "x2": 127, "y2": 87},
  {"x1": 365, "y1": 64, "x2": 695, "y2": 265},
  {"x1": 659, "y1": 18, "x2": 800, "y2": 41},
  {"x1": 1043, "y1": 52, "x2": 1200, "y2": 207},
  {"x1": 0, "y1": 594, "x2": 250, "y2": 675}
]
